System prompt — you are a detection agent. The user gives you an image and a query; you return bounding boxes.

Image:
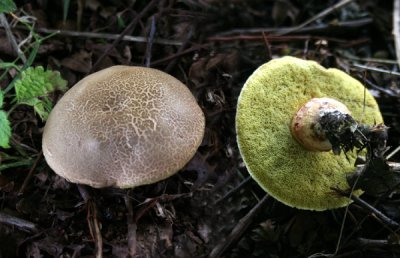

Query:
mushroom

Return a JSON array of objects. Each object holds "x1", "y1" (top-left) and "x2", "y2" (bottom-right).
[
  {"x1": 235, "y1": 56, "x2": 383, "y2": 210},
  {"x1": 42, "y1": 66, "x2": 205, "y2": 188}
]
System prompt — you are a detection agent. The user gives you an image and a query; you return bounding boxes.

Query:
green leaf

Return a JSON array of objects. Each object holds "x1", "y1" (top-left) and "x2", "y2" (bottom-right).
[
  {"x1": 0, "y1": 0, "x2": 16, "y2": 14},
  {"x1": 63, "y1": 0, "x2": 70, "y2": 22},
  {"x1": 0, "y1": 90, "x2": 3, "y2": 108},
  {"x1": 19, "y1": 97, "x2": 53, "y2": 121},
  {"x1": 15, "y1": 66, "x2": 67, "y2": 101},
  {"x1": 0, "y1": 111, "x2": 11, "y2": 148},
  {"x1": 14, "y1": 66, "x2": 67, "y2": 120},
  {"x1": 0, "y1": 62, "x2": 20, "y2": 70},
  {"x1": 0, "y1": 159, "x2": 33, "y2": 171}
]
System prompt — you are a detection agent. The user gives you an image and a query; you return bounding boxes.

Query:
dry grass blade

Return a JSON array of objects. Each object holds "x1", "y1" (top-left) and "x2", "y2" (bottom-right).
[{"x1": 394, "y1": 0, "x2": 400, "y2": 68}]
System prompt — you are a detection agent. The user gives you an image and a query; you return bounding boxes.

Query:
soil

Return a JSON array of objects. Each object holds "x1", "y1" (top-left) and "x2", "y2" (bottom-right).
[{"x1": 1, "y1": 0, "x2": 400, "y2": 257}]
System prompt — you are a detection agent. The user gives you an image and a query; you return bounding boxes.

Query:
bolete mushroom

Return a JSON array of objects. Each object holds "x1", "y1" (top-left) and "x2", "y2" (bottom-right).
[
  {"x1": 42, "y1": 66, "x2": 205, "y2": 188},
  {"x1": 236, "y1": 56, "x2": 383, "y2": 210}
]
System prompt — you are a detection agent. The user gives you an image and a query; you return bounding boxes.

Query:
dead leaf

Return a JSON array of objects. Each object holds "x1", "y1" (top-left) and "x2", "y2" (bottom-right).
[
  {"x1": 61, "y1": 50, "x2": 92, "y2": 73},
  {"x1": 272, "y1": 0, "x2": 299, "y2": 26}
]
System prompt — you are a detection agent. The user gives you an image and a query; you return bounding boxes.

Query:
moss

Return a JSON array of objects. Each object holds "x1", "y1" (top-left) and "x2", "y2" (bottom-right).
[{"x1": 236, "y1": 56, "x2": 383, "y2": 211}]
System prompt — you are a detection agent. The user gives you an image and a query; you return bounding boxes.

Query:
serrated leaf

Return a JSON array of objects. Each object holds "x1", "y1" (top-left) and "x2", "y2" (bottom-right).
[
  {"x1": 0, "y1": 0, "x2": 16, "y2": 14},
  {"x1": 15, "y1": 66, "x2": 67, "y2": 101},
  {"x1": 14, "y1": 66, "x2": 67, "y2": 120},
  {"x1": 0, "y1": 111, "x2": 11, "y2": 148}
]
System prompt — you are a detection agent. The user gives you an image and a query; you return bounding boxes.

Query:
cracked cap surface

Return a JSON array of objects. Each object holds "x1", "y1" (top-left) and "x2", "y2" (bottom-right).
[{"x1": 43, "y1": 66, "x2": 205, "y2": 188}]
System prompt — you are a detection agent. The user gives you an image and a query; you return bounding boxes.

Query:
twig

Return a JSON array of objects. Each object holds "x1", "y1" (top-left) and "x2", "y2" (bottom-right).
[
  {"x1": 77, "y1": 185, "x2": 103, "y2": 258},
  {"x1": 261, "y1": 32, "x2": 272, "y2": 60},
  {"x1": 135, "y1": 193, "x2": 191, "y2": 222},
  {"x1": 387, "y1": 145, "x2": 400, "y2": 160},
  {"x1": 0, "y1": 211, "x2": 38, "y2": 233},
  {"x1": 208, "y1": 34, "x2": 368, "y2": 45},
  {"x1": 91, "y1": 0, "x2": 159, "y2": 72},
  {"x1": 1, "y1": 26, "x2": 183, "y2": 46},
  {"x1": 353, "y1": 63, "x2": 400, "y2": 76},
  {"x1": 76, "y1": 0, "x2": 84, "y2": 31},
  {"x1": 18, "y1": 151, "x2": 43, "y2": 195},
  {"x1": 151, "y1": 43, "x2": 209, "y2": 66},
  {"x1": 394, "y1": 0, "x2": 400, "y2": 68},
  {"x1": 275, "y1": 0, "x2": 354, "y2": 36},
  {"x1": 0, "y1": 14, "x2": 26, "y2": 62},
  {"x1": 144, "y1": 16, "x2": 157, "y2": 67},
  {"x1": 215, "y1": 17, "x2": 372, "y2": 36},
  {"x1": 336, "y1": 50, "x2": 398, "y2": 65},
  {"x1": 122, "y1": 193, "x2": 190, "y2": 256},
  {"x1": 334, "y1": 188, "x2": 399, "y2": 228},
  {"x1": 165, "y1": 26, "x2": 194, "y2": 73},
  {"x1": 357, "y1": 237, "x2": 400, "y2": 248},
  {"x1": 214, "y1": 176, "x2": 253, "y2": 205},
  {"x1": 358, "y1": 76, "x2": 398, "y2": 97},
  {"x1": 354, "y1": 196, "x2": 399, "y2": 228},
  {"x1": 124, "y1": 195, "x2": 137, "y2": 257},
  {"x1": 209, "y1": 194, "x2": 269, "y2": 258}
]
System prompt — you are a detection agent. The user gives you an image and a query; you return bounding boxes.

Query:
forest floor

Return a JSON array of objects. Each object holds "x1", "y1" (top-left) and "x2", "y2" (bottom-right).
[{"x1": 1, "y1": 0, "x2": 400, "y2": 257}]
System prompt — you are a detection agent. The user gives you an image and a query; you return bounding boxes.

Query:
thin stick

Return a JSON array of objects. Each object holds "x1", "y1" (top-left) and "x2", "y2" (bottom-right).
[
  {"x1": 208, "y1": 34, "x2": 368, "y2": 45},
  {"x1": 333, "y1": 178, "x2": 361, "y2": 255},
  {"x1": 387, "y1": 145, "x2": 400, "y2": 160},
  {"x1": 124, "y1": 195, "x2": 137, "y2": 257},
  {"x1": 1, "y1": 26, "x2": 183, "y2": 46},
  {"x1": 352, "y1": 195, "x2": 399, "y2": 228},
  {"x1": 215, "y1": 18, "x2": 372, "y2": 36},
  {"x1": 164, "y1": 26, "x2": 193, "y2": 73},
  {"x1": 91, "y1": 0, "x2": 159, "y2": 72},
  {"x1": 275, "y1": 0, "x2": 354, "y2": 36},
  {"x1": 353, "y1": 63, "x2": 400, "y2": 76},
  {"x1": 209, "y1": 194, "x2": 269, "y2": 258},
  {"x1": 360, "y1": 77, "x2": 397, "y2": 97},
  {"x1": 151, "y1": 43, "x2": 209, "y2": 66},
  {"x1": 357, "y1": 237, "x2": 399, "y2": 248},
  {"x1": 334, "y1": 188, "x2": 399, "y2": 228},
  {"x1": 336, "y1": 50, "x2": 398, "y2": 65},
  {"x1": 0, "y1": 211, "x2": 38, "y2": 232},
  {"x1": 214, "y1": 176, "x2": 253, "y2": 205},
  {"x1": 394, "y1": 0, "x2": 400, "y2": 68},
  {"x1": 18, "y1": 151, "x2": 43, "y2": 195},
  {"x1": 0, "y1": 14, "x2": 27, "y2": 62},
  {"x1": 77, "y1": 185, "x2": 103, "y2": 258},
  {"x1": 261, "y1": 32, "x2": 272, "y2": 60},
  {"x1": 144, "y1": 16, "x2": 157, "y2": 67}
]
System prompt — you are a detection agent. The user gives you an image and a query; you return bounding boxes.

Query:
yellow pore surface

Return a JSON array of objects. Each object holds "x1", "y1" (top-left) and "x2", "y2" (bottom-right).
[{"x1": 236, "y1": 56, "x2": 383, "y2": 210}]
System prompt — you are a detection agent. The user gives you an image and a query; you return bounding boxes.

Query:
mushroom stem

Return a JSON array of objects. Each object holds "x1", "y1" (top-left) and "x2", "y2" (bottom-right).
[
  {"x1": 291, "y1": 97, "x2": 387, "y2": 155},
  {"x1": 291, "y1": 97, "x2": 352, "y2": 152}
]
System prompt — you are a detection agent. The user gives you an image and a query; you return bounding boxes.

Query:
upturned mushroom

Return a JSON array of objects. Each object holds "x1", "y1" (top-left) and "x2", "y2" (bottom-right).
[
  {"x1": 42, "y1": 66, "x2": 205, "y2": 188},
  {"x1": 236, "y1": 56, "x2": 383, "y2": 210}
]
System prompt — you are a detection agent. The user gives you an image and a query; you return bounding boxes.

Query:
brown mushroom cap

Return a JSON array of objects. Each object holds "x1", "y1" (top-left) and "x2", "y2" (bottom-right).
[{"x1": 42, "y1": 66, "x2": 205, "y2": 188}]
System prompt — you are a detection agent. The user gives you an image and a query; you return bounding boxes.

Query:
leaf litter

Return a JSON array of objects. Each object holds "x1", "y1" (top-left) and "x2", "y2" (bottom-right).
[{"x1": 1, "y1": 0, "x2": 400, "y2": 257}]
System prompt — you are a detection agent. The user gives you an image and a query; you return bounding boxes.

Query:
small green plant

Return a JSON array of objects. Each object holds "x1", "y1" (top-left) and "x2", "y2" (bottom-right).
[
  {"x1": 15, "y1": 66, "x2": 67, "y2": 120},
  {"x1": 0, "y1": 0, "x2": 16, "y2": 14},
  {"x1": 0, "y1": 91, "x2": 11, "y2": 148},
  {"x1": 0, "y1": 2, "x2": 67, "y2": 151},
  {"x1": 0, "y1": 66, "x2": 67, "y2": 148}
]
